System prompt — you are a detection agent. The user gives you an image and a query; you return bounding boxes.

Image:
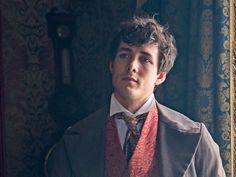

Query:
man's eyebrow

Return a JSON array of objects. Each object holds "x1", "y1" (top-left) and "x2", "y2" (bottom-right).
[
  {"x1": 118, "y1": 47, "x2": 132, "y2": 52},
  {"x1": 140, "y1": 51, "x2": 152, "y2": 57}
]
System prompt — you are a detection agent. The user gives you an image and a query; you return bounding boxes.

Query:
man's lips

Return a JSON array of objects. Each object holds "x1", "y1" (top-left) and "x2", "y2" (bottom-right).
[{"x1": 122, "y1": 76, "x2": 138, "y2": 83}]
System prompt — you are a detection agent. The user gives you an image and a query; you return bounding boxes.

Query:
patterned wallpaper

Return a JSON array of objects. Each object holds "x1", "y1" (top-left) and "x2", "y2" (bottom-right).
[
  {"x1": 1, "y1": 0, "x2": 59, "y2": 176},
  {"x1": 1, "y1": 0, "x2": 135, "y2": 176}
]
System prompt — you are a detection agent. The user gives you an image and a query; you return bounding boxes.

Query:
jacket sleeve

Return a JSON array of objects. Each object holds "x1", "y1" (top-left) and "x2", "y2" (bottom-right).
[
  {"x1": 193, "y1": 123, "x2": 226, "y2": 177},
  {"x1": 47, "y1": 139, "x2": 74, "y2": 177}
]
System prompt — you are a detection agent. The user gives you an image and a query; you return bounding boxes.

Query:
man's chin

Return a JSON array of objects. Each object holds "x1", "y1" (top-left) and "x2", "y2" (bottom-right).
[
  {"x1": 114, "y1": 86, "x2": 140, "y2": 98},
  {"x1": 122, "y1": 90, "x2": 140, "y2": 100}
]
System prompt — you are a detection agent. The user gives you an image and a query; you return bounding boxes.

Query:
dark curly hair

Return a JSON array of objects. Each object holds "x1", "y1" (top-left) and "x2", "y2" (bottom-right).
[{"x1": 109, "y1": 15, "x2": 177, "y2": 73}]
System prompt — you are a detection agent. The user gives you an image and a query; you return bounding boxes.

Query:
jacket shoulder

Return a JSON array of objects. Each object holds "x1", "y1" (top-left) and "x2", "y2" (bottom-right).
[
  {"x1": 65, "y1": 106, "x2": 108, "y2": 134},
  {"x1": 157, "y1": 103, "x2": 201, "y2": 133}
]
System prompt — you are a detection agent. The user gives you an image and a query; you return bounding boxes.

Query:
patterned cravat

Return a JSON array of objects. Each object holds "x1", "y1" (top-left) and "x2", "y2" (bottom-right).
[{"x1": 113, "y1": 112, "x2": 148, "y2": 161}]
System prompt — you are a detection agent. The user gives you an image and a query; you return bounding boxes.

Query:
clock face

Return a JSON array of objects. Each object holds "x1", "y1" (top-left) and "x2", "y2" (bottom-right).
[{"x1": 57, "y1": 25, "x2": 71, "y2": 38}]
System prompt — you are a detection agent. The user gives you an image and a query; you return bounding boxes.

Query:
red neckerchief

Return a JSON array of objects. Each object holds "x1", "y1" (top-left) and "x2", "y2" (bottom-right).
[{"x1": 105, "y1": 104, "x2": 158, "y2": 177}]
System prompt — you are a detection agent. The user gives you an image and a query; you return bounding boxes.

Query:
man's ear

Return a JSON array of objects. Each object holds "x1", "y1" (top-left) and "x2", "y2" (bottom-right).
[
  {"x1": 155, "y1": 71, "x2": 167, "y2": 86},
  {"x1": 109, "y1": 61, "x2": 113, "y2": 73}
]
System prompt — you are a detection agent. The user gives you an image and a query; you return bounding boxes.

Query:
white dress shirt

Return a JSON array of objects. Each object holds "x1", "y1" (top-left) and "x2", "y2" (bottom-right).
[{"x1": 109, "y1": 93, "x2": 156, "y2": 149}]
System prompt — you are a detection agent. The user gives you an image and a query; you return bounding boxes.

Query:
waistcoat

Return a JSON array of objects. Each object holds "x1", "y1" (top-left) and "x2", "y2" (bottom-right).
[{"x1": 105, "y1": 105, "x2": 159, "y2": 177}]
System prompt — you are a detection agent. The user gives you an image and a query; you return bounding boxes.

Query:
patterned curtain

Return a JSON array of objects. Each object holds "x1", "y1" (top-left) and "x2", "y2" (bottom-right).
[
  {"x1": 141, "y1": 0, "x2": 233, "y2": 176},
  {"x1": 230, "y1": 0, "x2": 236, "y2": 175}
]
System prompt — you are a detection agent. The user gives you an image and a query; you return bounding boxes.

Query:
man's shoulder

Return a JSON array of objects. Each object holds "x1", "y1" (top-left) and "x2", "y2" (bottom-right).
[
  {"x1": 65, "y1": 106, "x2": 108, "y2": 134},
  {"x1": 157, "y1": 102, "x2": 202, "y2": 134}
]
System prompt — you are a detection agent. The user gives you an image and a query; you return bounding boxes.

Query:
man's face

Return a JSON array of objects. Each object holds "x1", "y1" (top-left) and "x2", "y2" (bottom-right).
[{"x1": 110, "y1": 42, "x2": 166, "y2": 105}]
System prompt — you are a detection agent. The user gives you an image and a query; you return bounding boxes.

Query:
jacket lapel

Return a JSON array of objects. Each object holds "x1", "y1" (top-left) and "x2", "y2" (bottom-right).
[
  {"x1": 156, "y1": 103, "x2": 201, "y2": 177},
  {"x1": 63, "y1": 107, "x2": 108, "y2": 177}
]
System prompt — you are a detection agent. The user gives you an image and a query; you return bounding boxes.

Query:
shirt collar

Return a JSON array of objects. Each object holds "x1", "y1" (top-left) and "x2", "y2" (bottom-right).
[{"x1": 109, "y1": 93, "x2": 156, "y2": 117}]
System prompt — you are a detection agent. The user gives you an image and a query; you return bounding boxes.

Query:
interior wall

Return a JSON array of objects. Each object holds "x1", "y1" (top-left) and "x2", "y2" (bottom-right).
[
  {"x1": 1, "y1": 0, "x2": 58, "y2": 176},
  {"x1": 1, "y1": 0, "x2": 136, "y2": 176},
  {"x1": 0, "y1": 8, "x2": 6, "y2": 177}
]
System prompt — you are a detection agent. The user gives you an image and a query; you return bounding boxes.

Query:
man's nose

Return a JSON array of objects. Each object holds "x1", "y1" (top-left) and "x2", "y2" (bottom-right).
[{"x1": 127, "y1": 57, "x2": 138, "y2": 72}]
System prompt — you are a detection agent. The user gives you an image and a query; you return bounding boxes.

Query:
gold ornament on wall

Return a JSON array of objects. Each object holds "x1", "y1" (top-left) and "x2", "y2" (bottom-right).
[{"x1": 230, "y1": 0, "x2": 235, "y2": 176}]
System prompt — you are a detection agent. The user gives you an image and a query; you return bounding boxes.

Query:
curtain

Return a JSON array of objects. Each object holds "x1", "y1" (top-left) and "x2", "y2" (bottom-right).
[
  {"x1": 142, "y1": 0, "x2": 233, "y2": 176},
  {"x1": 232, "y1": 42, "x2": 236, "y2": 176},
  {"x1": 230, "y1": 0, "x2": 236, "y2": 175}
]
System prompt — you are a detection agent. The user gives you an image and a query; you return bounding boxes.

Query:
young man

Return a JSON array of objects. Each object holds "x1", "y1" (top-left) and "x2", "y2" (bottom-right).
[{"x1": 48, "y1": 16, "x2": 226, "y2": 177}]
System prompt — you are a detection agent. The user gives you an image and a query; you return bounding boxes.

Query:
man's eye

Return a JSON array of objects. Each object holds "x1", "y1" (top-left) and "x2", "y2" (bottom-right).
[
  {"x1": 140, "y1": 56, "x2": 151, "y2": 63},
  {"x1": 119, "y1": 53, "x2": 130, "y2": 59}
]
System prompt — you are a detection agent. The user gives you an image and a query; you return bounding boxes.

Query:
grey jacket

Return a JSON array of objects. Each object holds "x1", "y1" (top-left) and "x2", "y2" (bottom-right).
[{"x1": 48, "y1": 102, "x2": 226, "y2": 177}]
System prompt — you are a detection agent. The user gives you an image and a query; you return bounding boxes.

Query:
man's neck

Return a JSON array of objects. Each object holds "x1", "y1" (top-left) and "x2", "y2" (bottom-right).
[
  {"x1": 120, "y1": 100, "x2": 146, "y2": 114},
  {"x1": 113, "y1": 93, "x2": 153, "y2": 114}
]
